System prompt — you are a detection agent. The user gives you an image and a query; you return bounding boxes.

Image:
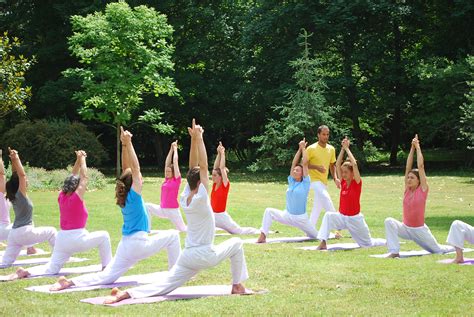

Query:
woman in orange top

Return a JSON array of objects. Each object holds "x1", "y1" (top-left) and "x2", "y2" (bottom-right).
[
  {"x1": 384, "y1": 135, "x2": 452, "y2": 257},
  {"x1": 211, "y1": 142, "x2": 259, "y2": 235}
]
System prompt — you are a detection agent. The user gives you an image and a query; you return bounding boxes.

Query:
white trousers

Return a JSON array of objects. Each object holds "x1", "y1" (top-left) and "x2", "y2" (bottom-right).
[
  {"x1": 146, "y1": 203, "x2": 187, "y2": 232},
  {"x1": 214, "y1": 212, "x2": 260, "y2": 235},
  {"x1": 128, "y1": 237, "x2": 248, "y2": 299},
  {"x1": 28, "y1": 229, "x2": 112, "y2": 275},
  {"x1": 260, "y1": 208, "x2": 317, "y2": 238},
  {"x1": 317, "y1": 212, "x2": 385, "y2": 247},
  {"x1": 384, "y1": 218, "x2": 452, "y2": 254},
  {"x1": 0, "y1": 223, "x2": 12, "y2": 242},
  {"x1": 1, "y1": 225, "x2": 57, "y2": 266},
  {"x1": 310, "y1": 181, "x2": 336, "y2": 227},
  {"x1": 447, "y1": 220, "x2": 474, "y2": 250},
  {"x1": 71, "y1": 230, "x2": 181, "y2": 287}
]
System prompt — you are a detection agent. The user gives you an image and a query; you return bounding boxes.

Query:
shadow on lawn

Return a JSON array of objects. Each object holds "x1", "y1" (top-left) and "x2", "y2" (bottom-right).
[{"x1": 426, "y1": 216, "x2": 474, "y2": 230}]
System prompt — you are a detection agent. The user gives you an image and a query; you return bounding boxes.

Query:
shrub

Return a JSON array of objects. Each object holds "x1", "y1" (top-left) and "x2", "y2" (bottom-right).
[{"x1": 1, "y1": 119, "x2": 107, "y2": 169}]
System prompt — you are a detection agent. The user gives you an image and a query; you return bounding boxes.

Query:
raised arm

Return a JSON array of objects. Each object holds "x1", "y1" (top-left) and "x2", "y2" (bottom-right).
[
  {"x1": 8, "y1": 148, "x2": 27, "y2": 195},
  {"x1": 195, "y1": 124, "x2": 209, "y2": 191},
  {"x1": 343, "y1": 138, "x2": 361, "y2": 184},
  {"x1": 329, "y1": 162, "x2": 340, "y2": 189},
  {"x1": 291, "y1": 147, "x2": 302, "y2": 175},
  {"x1": 71, "y1": 151, "x2": 81, "y2": 176},
  {"x1": 213, "y1": 145, "x2": 221, "y2": 170},
  {"x1": 405, "y1": 136, "x2": 416, "y2": 188},
  {"x1": 121, "y1": 130, "x2": 131, "y2": 173},
  {"x1": 75, "y1": 151, "x2": 88, "y2": 199},
  {"x1": 335, "y1": 143, "x2": 345, "y2": 181},
  {"x1": 121, "y1": 127, "x2": 143, "y2": 194},
  {"x1": 413, "y1": 135, "x2": 428, "y2": 191},
  {"x1": 218, "y1": 142, "x2": 229, "y2": 186},
  {"x1": 171, "y1": 141, "x2": 181, "y2": 178},
  {"x1": 0, "y1": 150, "x2": 5, "y2": 193},
  {"x1": 164, "y1": 142, "x2": 173, "y2": 176},
  {"x1": 300, "y1": 138, "x2": 309, "y2": 177},
  {"x1": 188, "y1": 119, "x2": 198, "y2": 169}
]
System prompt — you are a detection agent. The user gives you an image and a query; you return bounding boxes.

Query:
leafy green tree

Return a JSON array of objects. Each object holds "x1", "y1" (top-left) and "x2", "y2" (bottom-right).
[
  {"x1": 459, "y1": 56, "x2": 474, "y2": 152},
  {"x1": 64, "y1": 1, "x2": 178, "y2": 175},
  {"x1": 0, "y1": 32, "x2": 34, "y2": 117}
]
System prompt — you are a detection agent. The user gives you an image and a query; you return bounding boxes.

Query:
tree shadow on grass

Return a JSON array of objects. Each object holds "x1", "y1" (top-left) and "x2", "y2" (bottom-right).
[{"x1": 425, "y1": 216, "x2": 474, "y2": 230}]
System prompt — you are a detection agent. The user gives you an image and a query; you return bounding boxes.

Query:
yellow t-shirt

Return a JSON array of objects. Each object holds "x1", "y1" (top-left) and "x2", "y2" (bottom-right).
[{"x1": 305, "y1": 142, "x2": 336, "y2": 184}]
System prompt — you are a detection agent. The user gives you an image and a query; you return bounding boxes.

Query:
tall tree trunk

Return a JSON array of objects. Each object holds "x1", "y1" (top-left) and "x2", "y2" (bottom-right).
[
  {"x1": 116, "y1": 122, "x2": 120, "y2": 178},
  {"x1": 342, "y1": 37, "x2": 364, "y2": 151},
  {"x1": 152, "y1": 134, "x2": 165, "y2": 169},
  {"x1": 389, "y1": 19, "x2": 403, "y2": 166}
]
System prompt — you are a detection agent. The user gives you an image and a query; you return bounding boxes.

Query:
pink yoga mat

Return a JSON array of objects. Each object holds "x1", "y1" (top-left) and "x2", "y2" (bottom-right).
[
  {"x1": 297, "y1": 243, "x2": 361, "y2": 251},
  {"x1": 437, "y1": 258, "x2": 474, "y2": 265},
  {"x1": 80, "y1": 285, "x2": 268, "y2": 306},
  {"x1": 0, "y1": 256, "x2": 88, "y2": 269},
  {"x1": 25, "y1": 271, "x2": 169, "y2": 293},
  {"x1": 243, "y1": 233, "x2": 337, "y2": 244},
  {"x1": 0, "y1": 264, "x2": 102, "y2": 281}
]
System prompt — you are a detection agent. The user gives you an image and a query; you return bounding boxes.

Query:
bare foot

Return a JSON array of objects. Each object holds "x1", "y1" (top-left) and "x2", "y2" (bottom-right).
[
  {"x1": 16, "y1": 267, "x2": 31, "y2": 279},
  {"x1": 26, "y1": 247, "x2": 37, "y2": 255},
  {"x1": 104, "y1": 287, "x2": 131, "y2": 304},
  {"x1": 256, "y1": 232, "x2": 266, "y2": 244},
  {"x1": 49, "y1": 276, "x2": 74, "y2": 291},
  {"x1": 335, "y1": 231, "x2": 343, "y2": 239},
  {"x1": 452, "y1": 257, "x2": 464, "y2": 264},
  {"x1": 231, "y1": 283, "x2": 249, "y2": 294},
  {"x1": 316, "y1": 240, "x2": 327, "y2": 250},
  {"x1": 387, "y1": 253, "x2": 400, "y2": 258}
]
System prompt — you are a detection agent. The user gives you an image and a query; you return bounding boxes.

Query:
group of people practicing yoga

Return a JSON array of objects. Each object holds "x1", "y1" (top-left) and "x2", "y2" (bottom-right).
[{"x1": 0, "y1": 120, "x2": 472, "y2": 304}]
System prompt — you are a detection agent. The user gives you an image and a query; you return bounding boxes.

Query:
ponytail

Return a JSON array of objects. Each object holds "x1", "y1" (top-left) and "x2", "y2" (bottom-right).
[{"x1": 115, "y1": 169, "x2": 132, "y2": 207}]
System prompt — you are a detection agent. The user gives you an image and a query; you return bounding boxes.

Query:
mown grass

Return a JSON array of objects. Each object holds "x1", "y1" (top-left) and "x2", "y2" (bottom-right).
[{"x1": 0, "y1": 171, "x2": 473, "y2": 315}]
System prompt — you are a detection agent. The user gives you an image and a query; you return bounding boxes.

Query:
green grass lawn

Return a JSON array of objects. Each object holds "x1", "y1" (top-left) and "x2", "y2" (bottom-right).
[{"x1": 1, "y1": 172, "x2": 473, "y2": 315}]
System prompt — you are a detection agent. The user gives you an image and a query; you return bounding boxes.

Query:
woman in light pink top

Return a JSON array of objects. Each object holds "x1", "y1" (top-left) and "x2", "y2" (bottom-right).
[
  {"x1": 0, "y1": 150, "x2": 12, "y2": 244},
  {"x1": 145, "y1": 141, "x2": 187, "y2": 232},
  {"x1": 5, "y1": 151, "x2": 112, "y2": 280},
  {"x1": 384, "y1": 135, "x2": 452, "y2": 258}
]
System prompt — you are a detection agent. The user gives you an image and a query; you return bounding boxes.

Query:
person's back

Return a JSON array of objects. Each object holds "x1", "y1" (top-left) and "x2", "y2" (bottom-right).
[
  {"x1": 58, "y1": 191, "x2": 88, "y2": 230},
  {"x1": 12, "y1": 191, "x2": 33, "y2": 229}
]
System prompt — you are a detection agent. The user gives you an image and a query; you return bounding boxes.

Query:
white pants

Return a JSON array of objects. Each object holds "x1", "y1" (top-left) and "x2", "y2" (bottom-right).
[
  {"x1": 1, "y1": 225, "x2": 57, "y2": 266},
  {"x1": 384, "y1": 218, "x2": 452, "y2": 254},
  {"x1": 71, "y1": 230, "x2": 181, "y2": 287},
  {"x1": 128, "y1": 237, "x2": 248, "y2": 299},
  {"x1": 146, "y1": 203, "x2": 187, "y2": 232},
  {"x1": 260, "y1": 208, "x2": 317, "y2": 238},
  {"x1": 0, "y1": 223, "x2": 12, "y2": 242},
  {"x1": 214, "y1": 212, "x2": 260, "y2": 235},
  {"x1": 317, "y1": 212, "x2": 385, "y2": 247},
  {"x1": 28, "y1": 229, "x2": 112, "y2": 275},
  {"x1": 310, "y1": 181, "x2": 336, "y2": 227},
  {"x1": 447, "y1": 220, "x2": 474, "y2": 249}
]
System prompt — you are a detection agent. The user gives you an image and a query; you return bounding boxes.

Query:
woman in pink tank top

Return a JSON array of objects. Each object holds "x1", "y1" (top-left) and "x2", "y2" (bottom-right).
[
  {"x1": 145, "y1": 141, "x2": 187, "y2": 232},
  {"x1": 384, "y1": 135, "x2": 452, "y2": 258}
]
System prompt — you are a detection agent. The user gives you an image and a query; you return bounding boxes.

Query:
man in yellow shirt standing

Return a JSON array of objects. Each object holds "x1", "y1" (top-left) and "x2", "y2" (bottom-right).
[{"x1": 305, "y1": 125, "x2": 340, "y2": 227}]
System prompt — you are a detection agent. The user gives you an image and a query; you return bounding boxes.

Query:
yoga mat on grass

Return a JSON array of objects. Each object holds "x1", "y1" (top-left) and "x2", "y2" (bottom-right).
[
  {"x1": 297, "y1": 239, "x2": 386, "y2": 251},
  {"x1": 243, "y1": 233, "x2": 336, "y2": 244},
  {"x1": 370, "y1": 247, "x2": 473, "y2": 258},
  {"x1": 25, "y1": 271, "x2": 169, "y2": 293},
  {"x1": 80, "y1": 285, "x2": 268, "y2": 306},
  {"x1": 0, "y1": 264, "x2": 102, "y2": 281},
  {"x1": 437, "y1": 258, "x2": 474, "y2": 266},
  {"x1": 0, "y1": 257, "x2": 88, "y2": 269},
  {"x1": 0, "y1": 248, "x2": 49, "y2": 257}
]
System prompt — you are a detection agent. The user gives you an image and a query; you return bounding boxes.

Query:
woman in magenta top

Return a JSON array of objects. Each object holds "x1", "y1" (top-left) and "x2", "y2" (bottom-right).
[
  {"x1": 384, "y1": 135, "x2": 452, "y2": 257},
  {"x1": 145, "y1": 141, "x2": 187, "y2": 232},
  {"x1": 316, "y1": 137, "x2": 385, "y2": 249},
  {"x1": 6, "y1": 151, "x2": 113, "y2": 280}
]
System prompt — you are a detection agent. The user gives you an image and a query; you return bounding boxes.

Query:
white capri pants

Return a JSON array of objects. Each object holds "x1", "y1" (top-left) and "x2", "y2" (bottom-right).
[
  {"x1": 260, "y1": 208, "x2": 317, "y2": 238},
  {"x1": 146, "y1": 203, "x2": 187, "y2": 232},
  {"x1": 1, "y1": 225, "x2": 57, "y2": 266},
  {"x1": 214, "y1": 212, "x2": 260, "y2": 235},
  {"x1": 447, "y1": 220, "x2": 474, "y2": 249},
  {"x1": 317, "y1": 212, "x2": 385, "y2": 247},
  {"x1": 28, "y1": 228, "x2": 112, "y2": 276},
  {"x1": 384, "y1": 217, "x2": 453, "y2": 254},
  {"x1": 71, "y1": 230, "x2": 181, "y2": 287},
  {"x1": 0, "y1": 223, "x2": 12, "y2": 242},
  {"x1": 310, "y1": 181, "x2": 336, "y2": 227},
  {"x1": 127, "y1": 237, "x2": 248, "y2": 299}
]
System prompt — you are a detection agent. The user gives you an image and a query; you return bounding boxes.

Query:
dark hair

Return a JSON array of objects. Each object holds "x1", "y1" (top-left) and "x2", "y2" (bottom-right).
[
  {"x1": 168, "y1": 164, "x2": 174, "y2": 177},
  {"x1": 317, "y1": 125, "x2": 329, "y2": 134},
  {"x1": 212, "y1": 167, "x2": 229, "y2": 177},
  {"x1": 116, "y1": 168, "x2": 132, "y2": 208},
  {"x1": 187, "y1": 167, "x2": 201, "y2": 190},
  {"x1": 62, "y1": 175, "x2": 80, "y2": 194},
  {"x1": 6, "y1": 172, "x2": 19, "y2": 202},
  {"x1": 341, "y1": 160, "x2": 354, "y2": 172},
  {"x1": 408, "y1": 169, "x2": 420, "y2": 182},
  {"x1": 295, "y1": 164, "x2": 303, "y2": 170}
]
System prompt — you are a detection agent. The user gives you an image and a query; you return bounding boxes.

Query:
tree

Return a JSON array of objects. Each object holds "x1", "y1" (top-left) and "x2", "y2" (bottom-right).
[
  {"x1": 459, "y1": 56, "x2": 474, "y2": 152},
  {"x1": 0, "y1": 32, "x2": 34, "y2": 117},
  {"x1": 250, "y1": 30, "x2": 337, "y2": 170},
  {"x1": 63, "y1": 1, "x2": 178, "y2": 175}
]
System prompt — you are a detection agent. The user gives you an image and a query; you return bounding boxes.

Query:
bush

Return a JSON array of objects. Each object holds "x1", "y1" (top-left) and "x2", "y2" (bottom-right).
[
  {"x1": 1, "y1": 119, "x2": 107, "y2": 169},
  {"x1": 3, "y1": 164, "x2": 106, "y2": 191}
]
